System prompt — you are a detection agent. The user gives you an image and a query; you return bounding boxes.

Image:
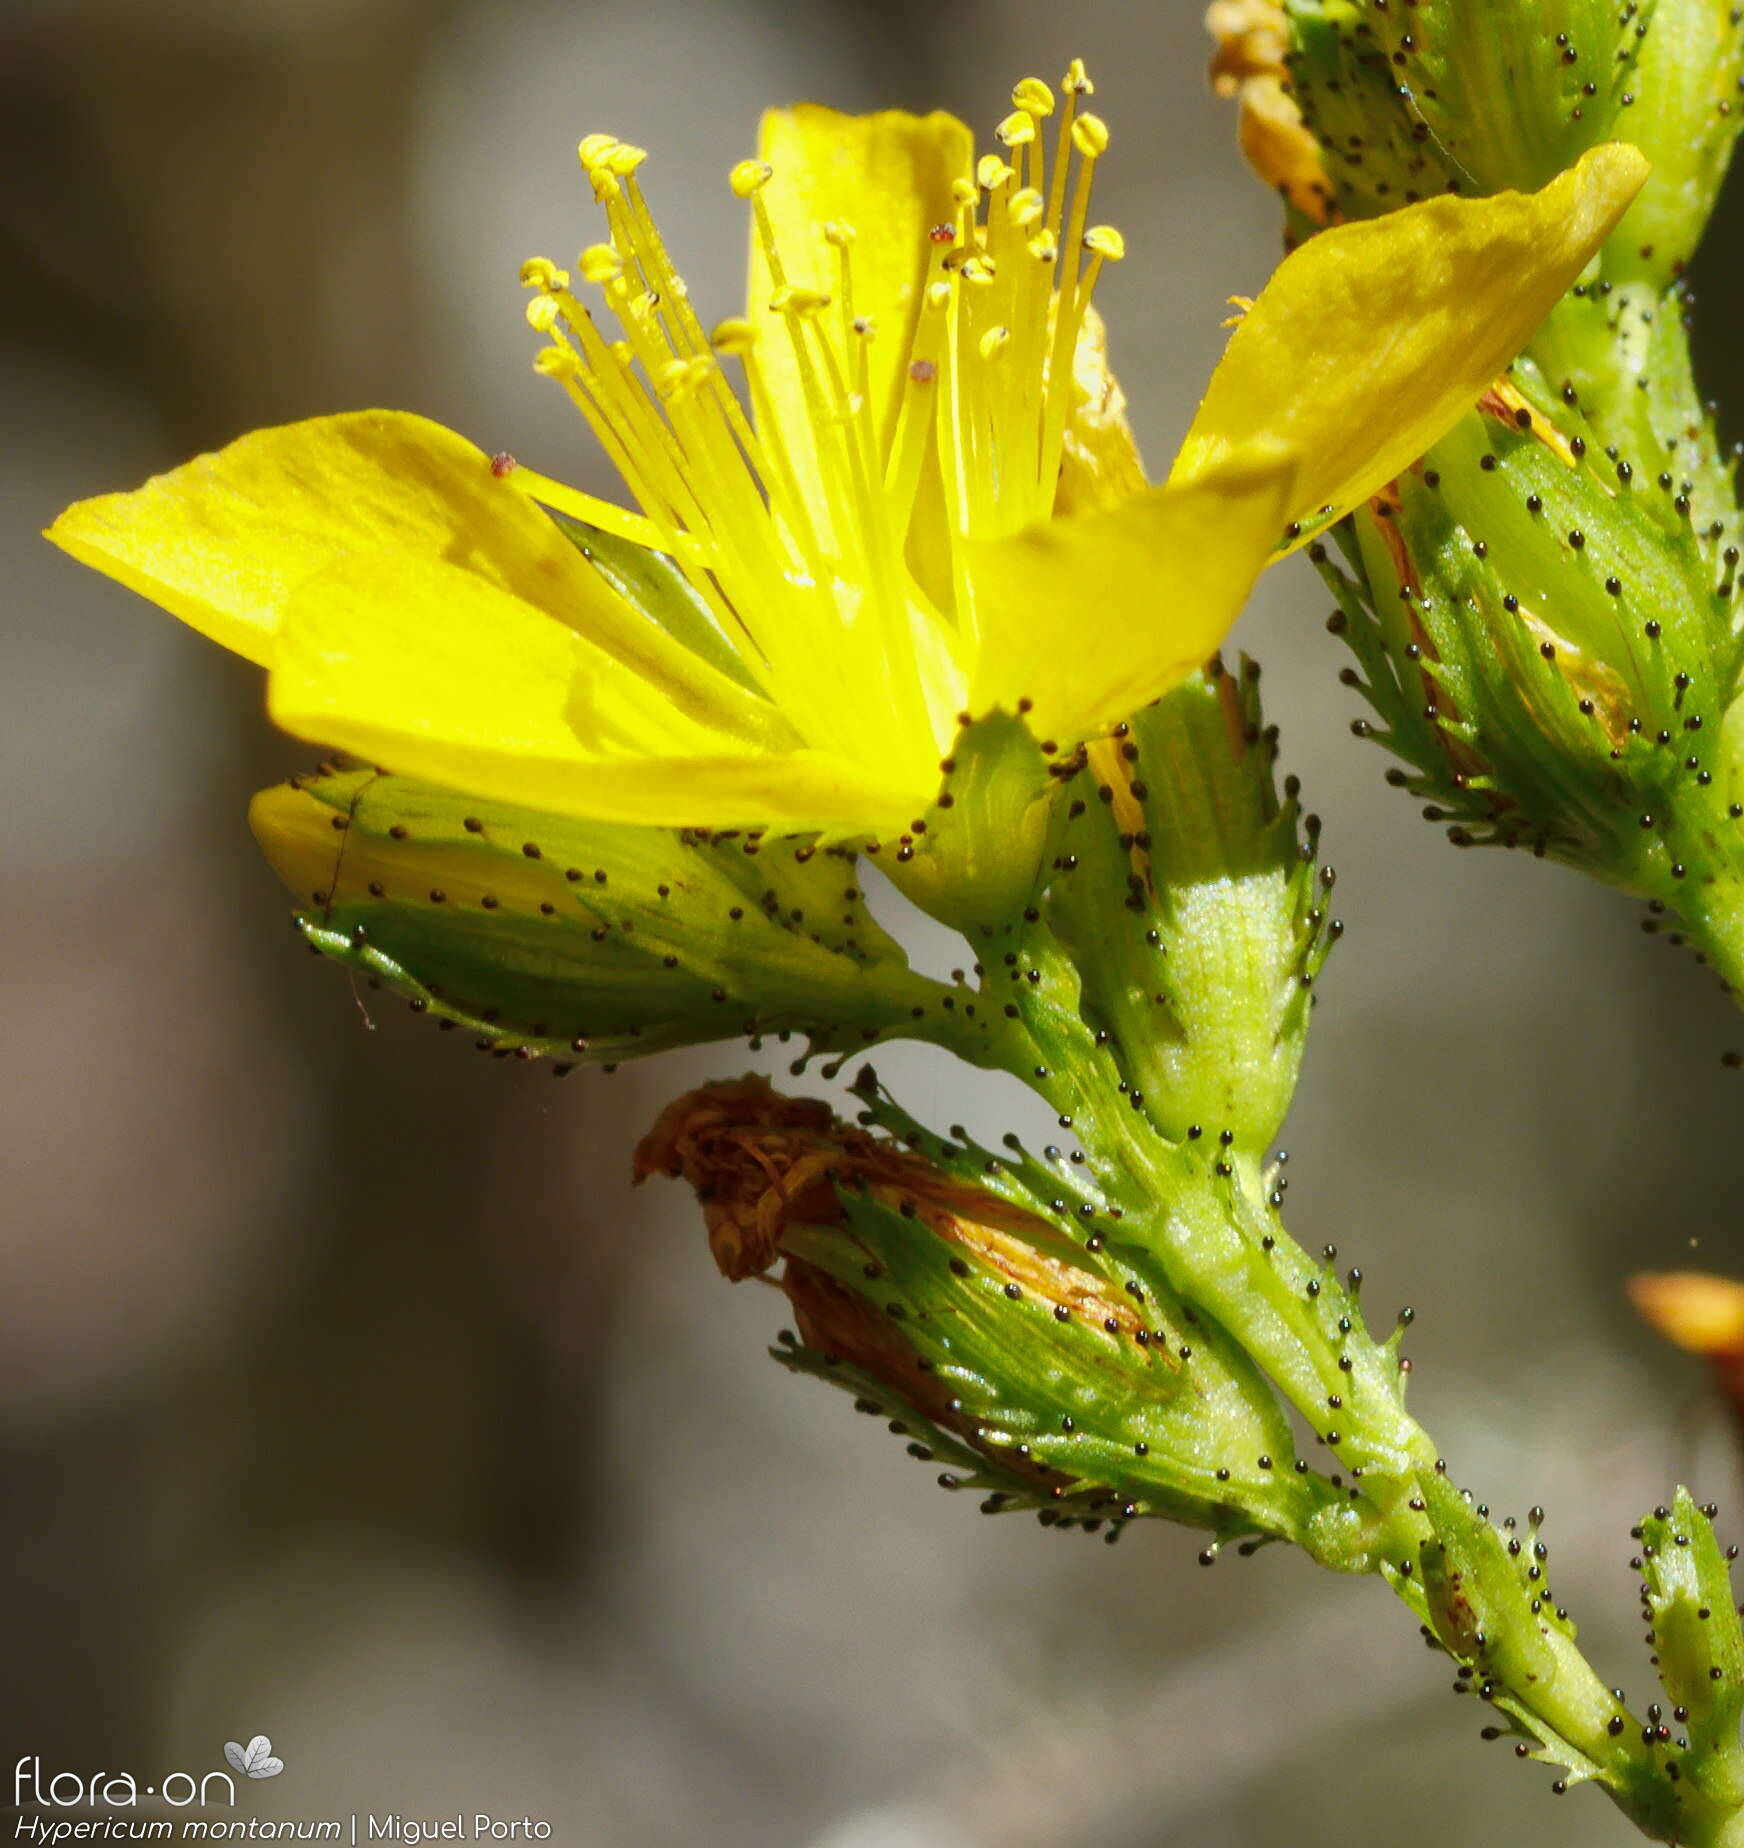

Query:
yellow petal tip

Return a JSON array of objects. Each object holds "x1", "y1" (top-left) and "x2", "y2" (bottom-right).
[{"x1": 1629, "y1": 1271, "x2": 1744, "y2": 1358}]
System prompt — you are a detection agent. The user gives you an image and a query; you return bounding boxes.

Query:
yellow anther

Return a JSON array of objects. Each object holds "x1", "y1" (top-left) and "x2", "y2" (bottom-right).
[
  {"x1": 590, "y1": 168, "x2": 622, "y2": 205},
  {"x1": 1027, "y1": 230, "x2": 1058, "y2": 263},
  {"x1": 729, "y1": 159, "x2": 773, "y2": 197},
  {"x1": 958, "y1": 256, "x2": 997, "y2": 286},
  {"x1": 950, "y1": 177, "x2": 979, "y2": 208},
  {"x1": 977, "y1": 155, "x2": 1015, "y2": 191},
  {"x1": 1063, "y1": 58, "x2": 1094, "y2": 95},
  {"x1": 710, "y1": 316, "x2": 757, "y2": 353},
  {"x1": 533, "y1": 345, "x2": 579, "y2": 378},
  {"x1": 995, "y1": 110, "x2": 1037, "y2": 147},
  {"x1": 525, "y1": 294, "x2": 562, "y2": 334},
  {"x1": 1082, "y1": 225, "x2": 1126, "y2": 260},
  {"x1": 823, "y1": 219, "x2": 857, "y2": 248},
  {"x1": 605, "y1": 143, "x2": 648, "y2": 176},
  {"x1": 925, "y1": 279, "x2": 953, "y2": 311},
  {"x1": 578, "y1": 243, "x2": 622, "y2": 285},
  {"x1": 577, "y1": 133, "x2": 620, "y2": 170},
  {"x1": 1072, "y1": 114, "x2": 1110, "y2": 158},
  {"x1": 1012, "y1": 76, "x2": 1055, "y2": 117},
  {"x1": 519, "y1": 256, "x2": 566, "y2": 291},
  {"x1": 771, "y1": 285, "x2": 832, "y2": 317},
  {"x1": 977, "y1": 326, "x2": 1011, "y2": 360},
  {"x1": 851, "y1": 315, "x2": 876, "y2": 339},
  {"x1": 1008, "y1": 187, "x2": 1045, "y2": 228},
  {"x1": 657, "y1": 355, "x2": 712, "y2": 401}
]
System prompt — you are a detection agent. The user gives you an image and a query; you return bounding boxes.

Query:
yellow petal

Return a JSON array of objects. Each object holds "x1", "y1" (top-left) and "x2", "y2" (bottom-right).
[
  {"x1": 47, "y1": 411, "x2": 601, "y2": 667},
  {"x1": 1629, "y1": 1272, "x2": 1744, "y2": 1358},
  {"x1": 1170, "y1": 144, "x2": 1649, "y2": 538},
  {"x1": 46, "y1": 409, "x2": 777, "y2": 743},
  {"x1": 749, "y1": 106, "x2": 972, "y2": 506},
  {"x1": 266, "y1": 552, "x2": 924, "y2": 836},
  {"x1": 1054, "y1": 304, "x2": 1149, "y2": 519},
  {"x1": 966, "y1": 446, "x2": 1298, "y2": 742}
]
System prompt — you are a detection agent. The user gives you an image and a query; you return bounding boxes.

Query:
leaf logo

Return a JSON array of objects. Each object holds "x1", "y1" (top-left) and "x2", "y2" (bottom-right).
[{"x1": 223, "y1": 1737, "x2": 284, "y2": 1780}]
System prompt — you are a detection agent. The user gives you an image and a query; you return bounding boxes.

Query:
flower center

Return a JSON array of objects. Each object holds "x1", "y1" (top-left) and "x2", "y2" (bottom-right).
[{"x1": 515, "y1": 61, "x2": 1123, "y2": 791}]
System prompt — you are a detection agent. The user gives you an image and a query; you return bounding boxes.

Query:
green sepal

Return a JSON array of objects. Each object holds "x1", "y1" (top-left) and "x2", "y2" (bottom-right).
[
  {"x1": 1598, "y1": 0, "x2": 1744, "y2": 290},
  {"x1": 769, "y1": 1343, "x2": 1131, "y2": 1535},
  {"x1": 1283, "y1": 0, "x2": 1643, "y2": 214},
  {"x1": 845, "y1": 1069, "x2": 1434, "y2": 1553},
  {"x1": 1319, "y1": 380, "x2": 1744, "y2": 898},
  {"x1": 1521, "y1": 282, "x2": 1739, "y2": 543},
  {"x1": 1411, "y1": 1475, "x2": 1662, "y2": 1808},
  {"x1": 775, "y1": 1175, "x2": 1335, "y2": 1551},
  {"x1": 543, "y1": 510, "x2": 765, "y2": 697},
  {"x1": 1037, "y1": 663, "x2": 1336, "y2": 1148},
  {"x1": 252, "y1": 765, "x2": 972, "y2": 1069},
  {"x1": 882, "y1": 712, "x2": 1056, "y2": 940},
  {"x1": 1418, "y1": 1475, "x2": 1568, "y2": 1697},
  {"x1": 1637, "y1": 1488, "x2": 1744, "y2": 1806}
]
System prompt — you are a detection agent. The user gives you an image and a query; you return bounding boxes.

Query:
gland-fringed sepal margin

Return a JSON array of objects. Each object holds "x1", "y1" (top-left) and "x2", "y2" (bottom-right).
[{"x1": 252, "y1": 765, "x2": 995, "y2": 1070}]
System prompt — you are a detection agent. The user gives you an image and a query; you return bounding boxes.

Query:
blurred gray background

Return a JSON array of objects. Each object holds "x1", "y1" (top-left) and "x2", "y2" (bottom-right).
[{"x1": 5, "y1": 1, "x2": 1743, "y2": 1842}]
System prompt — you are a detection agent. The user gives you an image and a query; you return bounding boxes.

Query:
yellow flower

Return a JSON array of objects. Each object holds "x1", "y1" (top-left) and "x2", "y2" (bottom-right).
[
  {"x1": 1630, "y1": 1271, "x2": 1744, "y2": 1361},
  {"x1": 1629, "y1": 1270, "x2": 1744, "y2": 1428},
  {"x1": 47, "y1": 63, "x2": 1646, "y2": 841}
]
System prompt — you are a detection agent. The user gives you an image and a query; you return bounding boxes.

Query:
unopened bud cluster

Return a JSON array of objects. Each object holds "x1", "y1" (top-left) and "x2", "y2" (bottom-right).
[{"x1": 1216, "y1": 0, "x2": 1744, "y2": 996}]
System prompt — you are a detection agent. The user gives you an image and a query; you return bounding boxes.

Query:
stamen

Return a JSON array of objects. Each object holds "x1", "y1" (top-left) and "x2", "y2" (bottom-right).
[
  {"x1": 518, "y1": 66, "x2": 1125, "y2": 790},
  {"x1": 520, "y1": 256, "x2": 570, "y2": 292},
  {"x1": 1012, "y1": 76, "x2": 1055, "y2": 118},
  {"x1": 1039, "y1": 107, "x2": 1109, "y2": 501}
]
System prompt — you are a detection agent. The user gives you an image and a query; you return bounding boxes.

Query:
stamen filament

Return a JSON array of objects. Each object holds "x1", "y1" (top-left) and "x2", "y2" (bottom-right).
[{"x1": 519, "y1": 57, "x2": 1124, "y2": 795}]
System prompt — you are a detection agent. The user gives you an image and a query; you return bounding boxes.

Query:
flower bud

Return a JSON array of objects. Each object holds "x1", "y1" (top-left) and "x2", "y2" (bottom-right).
[
  {"x1": 635, "y1": 1074, "x2": 1336, "y2": 1549},
  {"x1": 251, "y1": 767, "x2": 958, "y2": 1072},
  {"x1": 1041, "y1": 663, "x2": 1337, "y2": 1149},
  {"x1": 1634, "y1": 1488, "x2": 1744, "y2": 1807},
  {"x1": 1284, "y1": 0, "x2": 1638, "y2": 205},
  {"x1": 1213, "y1": 3, "x2": 1742, "y2": 282},
  {"x1": 1598, "y1": 1, "x2": 1744, "y2": 289},
  {"x1": 1417, "y1": 1472, "x2": 1567, "y2": 1698},
  {"x1": 1309, "y1": 328, "x2": 1744, "y2": 970}
]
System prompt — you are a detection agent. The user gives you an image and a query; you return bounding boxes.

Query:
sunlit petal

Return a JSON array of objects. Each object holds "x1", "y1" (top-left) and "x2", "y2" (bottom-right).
[
  {"x1": 266, "y1": 552, "x2": 924, "y2": 834},
  {"x1": 1171, "y1": 144, "x2": 1649, "y2": 540},
  {"x1": 967, "y1": 446, "x2": 1298, "y2": 741}
]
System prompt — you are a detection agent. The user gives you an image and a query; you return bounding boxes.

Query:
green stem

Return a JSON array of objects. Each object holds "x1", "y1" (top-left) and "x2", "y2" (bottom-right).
[
  {"x1": 927, "y1": 962, "x2": 1743, "y2": 1843},
  {"x1": 1122, "y1": 1157, "x2": 1737, "y2": 1844}
]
